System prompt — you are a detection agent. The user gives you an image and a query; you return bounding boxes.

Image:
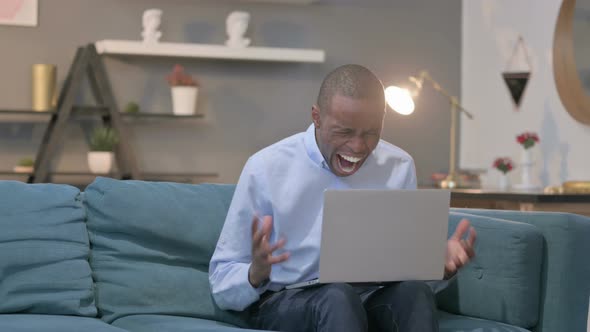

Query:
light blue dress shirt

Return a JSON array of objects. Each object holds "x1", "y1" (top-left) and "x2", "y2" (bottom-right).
[{"x1": 209, "y1": 124, "x2": 417, "y2": 311}]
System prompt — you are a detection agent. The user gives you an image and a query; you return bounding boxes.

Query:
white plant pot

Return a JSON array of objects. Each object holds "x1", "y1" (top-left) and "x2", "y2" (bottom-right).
[
  {"x1": 13, "y1": 166, "x2": 33, "y2": 173},
  {"x1": 513, "y1": 147, "x2": 540, "y2": 191},
  {"x1": 88, "y1": 151, "x2": 114, "y2": 174},
  {"x1": 498, "y1": 173, "x2": 510, "y2": 191},
  {"x1": 171, "y1": 86, "x2": 198, "y2": 115},
  {"x1": 521, "y1": 148, "x2": 533, "y2": 165}
]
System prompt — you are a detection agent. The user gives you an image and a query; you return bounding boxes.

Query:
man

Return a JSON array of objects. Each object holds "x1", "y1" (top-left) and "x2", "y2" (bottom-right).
[{"x1": 209, "y1": 64, "x2": 476, "y2": 332}]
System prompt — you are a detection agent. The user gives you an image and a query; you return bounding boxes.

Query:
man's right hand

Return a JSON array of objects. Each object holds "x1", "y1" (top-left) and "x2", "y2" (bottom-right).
[{"x1": 248, "y1": 215, "x2": 290, "y2": 288}]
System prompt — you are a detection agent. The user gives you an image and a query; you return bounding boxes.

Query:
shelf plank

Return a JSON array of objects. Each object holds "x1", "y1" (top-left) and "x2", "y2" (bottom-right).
[
  {"x1": 0, "y1": 107, "x2": 105, "y2": 122},
  {"x1": 0, "y1": 107, "x2": 106, "y2": 115},
  {"x1": 0, "y1": 171, "x2": 31, "y2": 176},
  {"x1": 95, "y1": 40, "x2": 325, "y2": 63},
  {"x1": 121, "y1": 112, "x2": 205, "y2": 119},
  {"x1": 0, "y1": 108, "x2": 204, "y2": 123},
  {"x1": 143, "y1": 172, "x2": 218, "y2": 178},
  {"x1": 0, "y1": 110, "x2": 55, "y2": 115},
  {"x1": 230, "y1": 0, "x2": 317, "y2": 3},
  {"x1": 0, "y1": 110, "x2": 54, "y2": 122},
  {"x1": 51, "y1": 171, "x2": 117, "y2": 176}
]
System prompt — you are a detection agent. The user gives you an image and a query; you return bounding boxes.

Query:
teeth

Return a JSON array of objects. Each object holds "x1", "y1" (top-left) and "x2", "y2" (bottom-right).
[
  {"x1": 339, "y1": 154, "x2": 362, "y2": 163},
  {"x1": 340, "y1": 164, "x2": 355, "y2": 172}
]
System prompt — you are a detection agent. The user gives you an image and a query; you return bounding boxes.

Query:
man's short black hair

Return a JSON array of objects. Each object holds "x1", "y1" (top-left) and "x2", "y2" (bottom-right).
[{"x1": 316, "y1": 64, "x2": 385, "y2": 114}]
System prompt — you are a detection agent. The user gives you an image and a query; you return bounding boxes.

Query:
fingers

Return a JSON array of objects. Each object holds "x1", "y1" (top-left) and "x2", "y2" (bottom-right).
[
  {"x1": 269, "y1": 237, "x2": 287, "y2": 253},
  {"x1": 262, "y1": 237, "x2": 289, "y2": 266},
  {"x1": 252, "y1": 215, "x2": 273, "y2": 245},
  {"x1": 467, "y1": 227, "x2": 477, "y2": 247},
  {"x1": 250, "y1": 214, "x2": 290, "y2": 266},
  {"x1": 460, "y1": 226, "x2": 477, "y2": 258},
  {"x1": 461, "y1": 239, "x2": 476, "y2": 258},
  {"x1": 262, "y1": 215, "x2": 273, "y2": 236},
  {"x1": 454, "y1": 250, "x2": 470, "y2": 267},
  {"x1": 268, "y1": 252, "x2": 290, "y2": 265},
  {"x1": 451, "y1": 219, "x2": 471, "y2": 241},
  {"x1": 445, "y1": 260, "x2": 457, "y2": 276},
  {"x1": 251, "y1": 216, "x2": 260, "y2": 241}
]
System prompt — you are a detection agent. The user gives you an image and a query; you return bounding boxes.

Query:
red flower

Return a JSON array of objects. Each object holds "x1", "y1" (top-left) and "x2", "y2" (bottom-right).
[
  {"x1": 493, "y1": 157, "x2": 515, "y2": 174},
  {"x1": 167, "y1": 64, "x2": 200, "y2": 87},
  {"x1": 516, "y1": 132, "x2": 540, "y2": 149}
]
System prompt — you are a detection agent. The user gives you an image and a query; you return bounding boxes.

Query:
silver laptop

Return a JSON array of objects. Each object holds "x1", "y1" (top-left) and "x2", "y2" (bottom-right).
[{"x1": 286, "y1": 189, "x2": 450, "y2": 289}]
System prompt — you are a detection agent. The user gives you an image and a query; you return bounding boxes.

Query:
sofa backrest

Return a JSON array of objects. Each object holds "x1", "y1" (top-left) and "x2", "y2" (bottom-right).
[
  {"x1": 452, "y1": 208, "x2": 590, "y2": 332},
  {"x1": 84, "y1": 177, "x2": 246, "y2": 326},
  {"x1": 437, "y1": 211, "x2": 544, "y2": 329},
  {"x1": 0, "y1": 181, "x2": 96, "y2": 317}
]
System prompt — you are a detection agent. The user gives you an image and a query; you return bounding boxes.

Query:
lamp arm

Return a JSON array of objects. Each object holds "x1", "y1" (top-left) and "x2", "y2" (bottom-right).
[
  {"x1": 410, "y1": 71, "x2": 474, "y2": 189},
  {"x1": 418, "y1": 71, "x2": 474, "y2": 120}
]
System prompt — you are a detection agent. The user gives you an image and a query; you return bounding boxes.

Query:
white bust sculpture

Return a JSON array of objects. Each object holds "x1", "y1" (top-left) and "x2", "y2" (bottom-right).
[
  {"x1": 142, "y1": 9, "x2": 163, "y2": 44},
  {"x1": 225, "y1": 11, "x2": 251, "y2": 48}
]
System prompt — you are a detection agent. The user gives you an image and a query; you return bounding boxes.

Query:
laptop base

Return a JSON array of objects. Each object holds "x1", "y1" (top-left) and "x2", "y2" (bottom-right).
[{"x1": 285, "y1": 279, "x2": 321, "y2": 290}]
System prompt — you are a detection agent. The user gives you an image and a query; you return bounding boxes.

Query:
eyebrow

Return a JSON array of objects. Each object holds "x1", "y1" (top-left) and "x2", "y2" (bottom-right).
[
  {"x1": 332, "y1": 125, "x2": 379, "y2": 134},
  {"x1": 332, "y1": 124, "x2": 349, "y2": 130}
]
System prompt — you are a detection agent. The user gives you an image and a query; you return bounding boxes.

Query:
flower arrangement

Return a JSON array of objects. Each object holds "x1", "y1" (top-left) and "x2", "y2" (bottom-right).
[
  {"x1": 516, "y1": 132, "x2": 539, "y2": 149},
  {"x1": 493, "y1": 157, "x2": 515, "y2": 174},
  {"x1": 166, "y1": 64, "x2": 199, "y2": 87}
]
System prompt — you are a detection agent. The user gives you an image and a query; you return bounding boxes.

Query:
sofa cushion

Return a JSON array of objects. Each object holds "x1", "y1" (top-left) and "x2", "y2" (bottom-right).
[
  {"x1": 453, "y1": 208, "x2": 590, "y2": 332},
  {"x1": 84, "y1": 177, "x2": 245, "y2": 326},
  {"x1": 436, "y1": 212, "x2": 543, "y2": 329},
  {"x1": 0, "y1": 314, "x2": 127, "y2": 332},
  {"x1": 0, "y1": 181, "x2": 96, "y2": 316},
  {"x1": 112, "y1": 314, "x2": 275, "y2": 332},
  {"x1": 438, "y1": 311, "x2": 531, "y2": 332}
]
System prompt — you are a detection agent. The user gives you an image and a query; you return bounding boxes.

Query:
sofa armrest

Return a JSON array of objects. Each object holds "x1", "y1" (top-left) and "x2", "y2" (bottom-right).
[
  {"x1": 453, "y1": 208, "x2": 590, "y2": 332},
  {"x1": 437, "y1": 211, "x2": 544, "y2": 329}
]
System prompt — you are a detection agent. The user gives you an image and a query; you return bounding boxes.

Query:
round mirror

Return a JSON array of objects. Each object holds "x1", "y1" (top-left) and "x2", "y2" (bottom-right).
[
  {"x1": 554, "y1": 0, "x2": 590, "y2": 124},
  {"x1": 573, "y1": 1, "x2": 590, "y2": 95}
]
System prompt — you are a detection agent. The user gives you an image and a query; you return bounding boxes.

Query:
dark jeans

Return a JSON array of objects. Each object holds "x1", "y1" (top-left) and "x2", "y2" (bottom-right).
[{"x1": 249, "y1": 281, "x2": 438, "y2": 332}]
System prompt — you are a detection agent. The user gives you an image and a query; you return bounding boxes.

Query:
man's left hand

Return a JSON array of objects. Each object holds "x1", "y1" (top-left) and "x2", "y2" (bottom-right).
[{"x1": 445, "y1": 218, "x2": 477, "y2": 279}]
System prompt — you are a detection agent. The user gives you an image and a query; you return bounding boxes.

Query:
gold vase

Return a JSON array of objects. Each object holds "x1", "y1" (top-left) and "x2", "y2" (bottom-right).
[{"x1": 32, "y1": 64, "x2": 57, "y2": 111}]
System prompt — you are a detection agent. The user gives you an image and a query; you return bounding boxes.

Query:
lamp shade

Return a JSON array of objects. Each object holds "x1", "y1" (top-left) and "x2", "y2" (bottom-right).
[{"x1": 385, "y1": 86, "x2": 415, "y2": 115}]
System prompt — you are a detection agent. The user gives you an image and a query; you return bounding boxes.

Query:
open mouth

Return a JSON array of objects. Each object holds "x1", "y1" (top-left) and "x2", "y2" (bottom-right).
[{"x1": 336, "y1": 153, "x2": 362, "y2": 175}]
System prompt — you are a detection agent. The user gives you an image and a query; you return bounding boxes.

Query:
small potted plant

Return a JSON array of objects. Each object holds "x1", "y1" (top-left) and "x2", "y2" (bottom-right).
[
  {"x1": 13, "y1": 157, "x2": 34, "y2": 173},
  {"x1": 516, "y1": 131, "x2": 540, "y2": 189},
  {"x1": 516, "y1": 131, "x2": 540, "y2": 164},
  {"x1": 124, "y1": 101, "x2": 140, "y2": 114},
  {"x1": 88, "y1": 127, "x2": 119, "y2": 174},
  {"x1": 167, "y1": 64, "x2": 200, "y2": 115},
  {"x1": 493, "y1": 157, "x2": 515, "y2": 190}
]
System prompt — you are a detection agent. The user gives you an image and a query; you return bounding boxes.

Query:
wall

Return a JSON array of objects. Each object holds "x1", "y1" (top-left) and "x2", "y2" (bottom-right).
[
  {"x1": 461, "y1": 0, "x2": 590, "y2": 188},
  {"x1": 0, "y1": 0, "x2": 461, "y2": 184}
]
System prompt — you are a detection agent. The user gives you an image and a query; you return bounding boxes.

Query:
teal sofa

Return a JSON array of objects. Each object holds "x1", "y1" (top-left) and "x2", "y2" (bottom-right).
[{"x1": 0, "y1": 177, "x2": 588, "y2": 332}]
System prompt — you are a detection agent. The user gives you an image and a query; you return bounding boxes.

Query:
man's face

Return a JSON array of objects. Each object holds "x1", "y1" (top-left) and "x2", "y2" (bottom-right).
[{"x1": 313, "y1": 94, "x2": 385, "y2": 177}]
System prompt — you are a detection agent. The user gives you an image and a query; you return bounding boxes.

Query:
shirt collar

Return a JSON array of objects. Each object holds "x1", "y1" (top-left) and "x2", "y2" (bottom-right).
[{"x1": 304, "y1": 124, "x2": 327, "y2": 168}]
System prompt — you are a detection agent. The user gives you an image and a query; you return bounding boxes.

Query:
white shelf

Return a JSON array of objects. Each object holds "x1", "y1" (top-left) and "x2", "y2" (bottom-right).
[
  {"x1": 230, "y1": 0, "x2": 317, "y2": 3},
  {"x1": 95, "y1": 40, "x2": 325, "y2": 63}
]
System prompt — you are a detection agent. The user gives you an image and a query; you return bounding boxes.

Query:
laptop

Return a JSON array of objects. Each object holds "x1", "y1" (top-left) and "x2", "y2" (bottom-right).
[{"x1": 286, "y1": 189, "x2": 450, "y2": 290}]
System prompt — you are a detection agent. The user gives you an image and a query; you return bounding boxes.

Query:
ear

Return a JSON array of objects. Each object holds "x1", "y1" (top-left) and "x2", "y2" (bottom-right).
[{"x1": 312, "y1": 105, "x2": 321, "y2": 128}]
